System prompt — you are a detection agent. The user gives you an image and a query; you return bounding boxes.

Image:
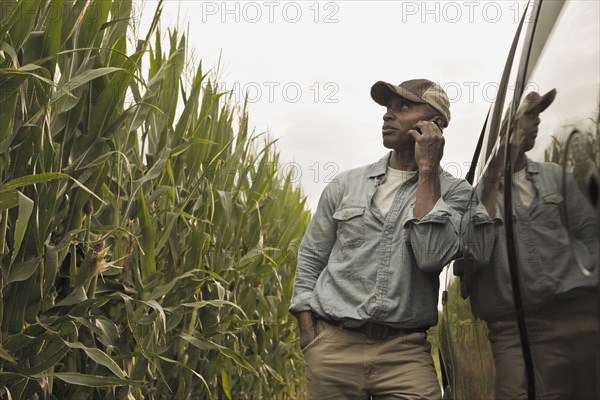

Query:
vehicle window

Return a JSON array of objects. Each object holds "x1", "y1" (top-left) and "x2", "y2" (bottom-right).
[
  {"x1": 454, "y1": 1, "x2": 599, "y2": 399},
  {"x1": 440, "y1": 4, "x2": 533, "y2": 399},
  {"x1": 479, "y1": 1, "x2": 599, "y2": 398},
  {"x1": 521, "y1": 3, "x2": 599, "y2": 196},
  {"x1": 519, "y1": 0, "x2": 599, "y2": 271}
]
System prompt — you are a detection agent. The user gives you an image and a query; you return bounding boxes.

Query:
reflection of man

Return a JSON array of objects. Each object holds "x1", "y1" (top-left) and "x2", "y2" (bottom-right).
[
  {"x1": 289, "y1": 79, "x2": 471, "y2": 399},
  {"x1": 462, "y1": 90, "x2": 599, "y2": 399}
]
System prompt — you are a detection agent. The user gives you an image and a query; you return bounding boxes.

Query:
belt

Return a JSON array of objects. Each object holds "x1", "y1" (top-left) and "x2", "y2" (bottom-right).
[{"x1": 318, "y1": 317, "x2": 428, "y2": 340}]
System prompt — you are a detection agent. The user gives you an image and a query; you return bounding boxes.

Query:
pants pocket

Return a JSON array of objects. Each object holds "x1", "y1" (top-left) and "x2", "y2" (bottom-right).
[{"x1": 302, "y1": 321, "x2": 337, "y2": 353}]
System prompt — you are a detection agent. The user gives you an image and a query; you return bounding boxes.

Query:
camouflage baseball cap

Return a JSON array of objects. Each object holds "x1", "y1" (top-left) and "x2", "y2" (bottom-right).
[
  {"x1": 516, "y1": 89, "x2": 557, "y2": 118},
  {"x1": 370, "y1": 79, "x2": 451, "y2": 125}
]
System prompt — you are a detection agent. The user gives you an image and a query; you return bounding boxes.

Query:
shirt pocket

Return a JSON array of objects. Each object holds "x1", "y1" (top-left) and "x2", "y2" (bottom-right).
[
  {"x1": 333, "y1": 207, "x2": 366, "y2": 249},
  {"x1": 541, "y1": 192, "x2": 564, "y2": 231}
]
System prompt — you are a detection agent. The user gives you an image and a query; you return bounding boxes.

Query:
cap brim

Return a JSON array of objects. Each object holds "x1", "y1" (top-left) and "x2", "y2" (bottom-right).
[
  {"x1": 525, "y1": 88, "x2": 557, "y2": 113},
  {"x1": 535, "y1": 88, "x2": 557, "y2": 112},
  {"x1": 370, "y1": 81, "x2": 426, "y2": 106}
]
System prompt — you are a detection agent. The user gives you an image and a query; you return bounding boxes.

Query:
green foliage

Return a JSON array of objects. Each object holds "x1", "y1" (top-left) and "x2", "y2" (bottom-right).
[
  {"x1": 0, "y1": 1, "x2": 310, "y2": 398},
  {"x1": 438, "y1": 278, "x2": 495, "y2": 399},
  {"x1": 544, "y1": 97, "x2": 600, "y2": 196}
]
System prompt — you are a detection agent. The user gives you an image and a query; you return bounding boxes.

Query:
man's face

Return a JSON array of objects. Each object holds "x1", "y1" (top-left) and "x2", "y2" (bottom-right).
[
  {"x1": 515, "y1": 107, "x2": 541, "y2": 153},
  {"x1": 381, "y1": 94, "x2": 438, "y2": 150}
]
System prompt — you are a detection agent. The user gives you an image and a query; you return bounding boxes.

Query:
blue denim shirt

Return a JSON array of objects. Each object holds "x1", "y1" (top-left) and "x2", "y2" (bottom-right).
[
  {"x1": 461, "y1": 159, "x2": 599, "y2": 322},
  {"x1": 290, "y1": 153, "x2": 472, "y2": 328}
]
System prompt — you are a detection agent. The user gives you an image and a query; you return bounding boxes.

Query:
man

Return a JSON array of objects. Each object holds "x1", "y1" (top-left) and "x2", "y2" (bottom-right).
[
  {"x1": 461, "y1": 90, "x2": 599, "y2": 399},
  {"x1": 290, "y1": 79, "x2": 472, "y2": 399}
]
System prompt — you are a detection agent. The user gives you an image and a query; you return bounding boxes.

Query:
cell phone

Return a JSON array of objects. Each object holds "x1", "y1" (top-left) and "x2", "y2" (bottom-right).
[
  {"x1": 429, "y1": 117, "x2": 442, "y2": 130},
  {"x1": 415, "y1": 117, "x2": 441, "y2": 134}
]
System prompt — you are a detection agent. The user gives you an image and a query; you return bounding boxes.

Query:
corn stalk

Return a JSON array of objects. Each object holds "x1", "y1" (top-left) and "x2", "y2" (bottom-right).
[{"x1": 0, "y1": 1, "x2": 310, "y2": 398}]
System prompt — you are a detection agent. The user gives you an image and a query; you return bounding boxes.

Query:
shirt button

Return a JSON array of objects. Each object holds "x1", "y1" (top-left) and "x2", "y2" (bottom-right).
[
  {"x1": 343, "y1": 212, "x2": 349, "y2": 218},
  {"x1": 384, "y1": 230, "x2": 390, "y2": 236}
]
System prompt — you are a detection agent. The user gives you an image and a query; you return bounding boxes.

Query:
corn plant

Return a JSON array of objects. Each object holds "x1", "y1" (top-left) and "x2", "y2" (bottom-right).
[
  {"x1": 438, "y1": 279, "x2": 495, "y2": 399},
  {"x1": 0, "y1": 1, "x2": 310, "y2": 398}
]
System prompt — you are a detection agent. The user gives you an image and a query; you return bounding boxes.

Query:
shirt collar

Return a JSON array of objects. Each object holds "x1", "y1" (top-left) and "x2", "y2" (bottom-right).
[
  {"x1": 367, "y1": 151, "x2": 440, "y2": 179},
  {"x1": 368, "y1": 152, "x2": 392, "y2": 178},
  {"x1": 525, "y1": 157, "x2": 540, "y2": 175},
  {"x1": 498, "y1": 157, "x2": 539, "y2": 188}
]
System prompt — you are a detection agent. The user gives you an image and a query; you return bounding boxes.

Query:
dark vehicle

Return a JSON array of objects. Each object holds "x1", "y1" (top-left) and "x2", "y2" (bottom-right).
[{"x1": 439, "y1": 0, "x2": 600, "y2": 398}]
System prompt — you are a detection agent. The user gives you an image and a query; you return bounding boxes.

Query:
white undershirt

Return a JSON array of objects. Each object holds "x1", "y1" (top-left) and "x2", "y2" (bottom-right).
[
  {"x1": 512, "y1": 168, "x2": 536, "y2": 208},
  {"x1": 373, "y1": 167, "x2": 417, "y2": 218}
]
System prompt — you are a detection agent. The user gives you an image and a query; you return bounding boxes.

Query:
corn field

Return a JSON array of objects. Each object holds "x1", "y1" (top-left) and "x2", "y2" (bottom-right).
[{"x1": 0, "y1": 0, "x2": 310, "y2": 398}]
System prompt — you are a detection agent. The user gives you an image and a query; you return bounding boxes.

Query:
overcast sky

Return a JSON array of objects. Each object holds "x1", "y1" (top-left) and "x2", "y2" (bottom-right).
[{"x1": 135, "y1": 0, "x2": 530, "y2": 210}]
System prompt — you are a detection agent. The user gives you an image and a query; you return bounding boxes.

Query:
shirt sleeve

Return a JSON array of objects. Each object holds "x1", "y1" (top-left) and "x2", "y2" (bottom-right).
[
  {"x1": 402, "y1": 179, "x2": 473, "y2": 273},
  {"x1": 460, "y1": 200, "x2": 503, "y2": 268},
  {"x1": 563, "y1": 172, "x2": 599, "y2": 269},
  {"x1": 459, "y1": 180, "x2": 504, "y2": 268},
  {"x1": 289, "y1": 181, "x2": 340, "y2": 313}
]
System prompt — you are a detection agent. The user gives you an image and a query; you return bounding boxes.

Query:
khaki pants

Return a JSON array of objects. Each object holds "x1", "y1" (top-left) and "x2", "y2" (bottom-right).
[
  {"x1": 487, "y1": 291, "x2": 599, "y2": 399},
  {"x1": 302, "y1": 320, "x2": 441, "y2": 400}
]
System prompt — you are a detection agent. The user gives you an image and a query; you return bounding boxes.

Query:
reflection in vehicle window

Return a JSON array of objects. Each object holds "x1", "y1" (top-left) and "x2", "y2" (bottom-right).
[
  {"x1": 516, "y1": 2, "x2": 599, "y2": 397},
  {"x1": 463, "y1": 1, "x2": 599, "y2": 398},
  {"x1": 440, "y1": 4, "x2": 533, "y2": 399}
]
